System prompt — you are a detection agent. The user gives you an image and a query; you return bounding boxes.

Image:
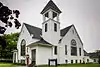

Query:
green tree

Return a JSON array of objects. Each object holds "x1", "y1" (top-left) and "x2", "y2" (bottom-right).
[
  {"x1": 0, "y1": 33, "x2": 19, "y2": 59},
  {"x1": 0, "y1": 2, "x2": 21, "y2": 55},
  {"x1": 96, "y1": 50, "x2": 100, "y2": 64}
]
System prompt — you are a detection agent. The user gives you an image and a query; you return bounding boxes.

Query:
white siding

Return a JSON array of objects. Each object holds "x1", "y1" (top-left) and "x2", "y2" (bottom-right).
[
  {"x1": 59, "y1": 26, "x2": 84, "y2": 64},
  {"x1": 36, "y1": 46, "x2": 53, "y2": 65},
  {"x1": 42, "y1": 19, "x2": 60, "y2": 45},
  {"x1": 17, "y1": 24, "x2": 39, "y2": 63},
  {"x1": 16, "y1": 23, "x2": 92, "y2": 65},
  {"x1": 29, "y1": 45, "x2": 53, "y2": 65}
]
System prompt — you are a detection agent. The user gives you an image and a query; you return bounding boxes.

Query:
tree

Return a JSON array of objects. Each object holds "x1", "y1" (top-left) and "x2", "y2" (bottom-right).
[
  {"x1": 0, "y1": 2, "x2": 21, "y2": 49},
  {"x1": 96, "y1": 50, "x2": 100, "y2": 64},
  {"x1": 0, "y1": 2, "x2": 21, "y2": 34},
  {"x1": 0, "y1": 33, "x2": 19, "y2": 59}
]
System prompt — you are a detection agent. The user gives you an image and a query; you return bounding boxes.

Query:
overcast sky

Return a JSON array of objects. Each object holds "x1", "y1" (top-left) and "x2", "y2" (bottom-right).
[{"x1": 0, "y1": 0, "x2": 100, "y2": 52}]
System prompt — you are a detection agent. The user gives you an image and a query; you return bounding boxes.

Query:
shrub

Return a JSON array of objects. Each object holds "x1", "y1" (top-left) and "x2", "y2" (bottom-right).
[
  {"x1": 13, "y1": 63, "x2": 26, "y2": 66},
  {"x1": 0, "y1": 59, "x2": 12, "y2": 63}
]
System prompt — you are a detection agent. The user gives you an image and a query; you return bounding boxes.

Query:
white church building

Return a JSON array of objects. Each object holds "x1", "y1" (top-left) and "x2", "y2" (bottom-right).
[{"x1": 13, "y1": 0, "x2": 93, "y2": 65}]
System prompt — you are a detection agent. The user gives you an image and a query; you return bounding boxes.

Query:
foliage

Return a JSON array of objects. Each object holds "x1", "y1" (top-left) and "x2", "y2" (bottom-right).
[
  {"x1": 96, "y1": 50, "x2": 100, "y2": 52},
  {"x1": 0, "y1": 33, "x2": 19, "y2": 59},
  {"x1": 0, "y1": 2, "x2": 21, "y2": 56},
  {"x1": 0, "y1": 59, "x2": 12, "y2": 63},
  {"x1": 0, "y1": 2, "x2": 21, "y2": 34},
  {"x1": 96, "y1": 50, "x2": 100, "y2": 64}
]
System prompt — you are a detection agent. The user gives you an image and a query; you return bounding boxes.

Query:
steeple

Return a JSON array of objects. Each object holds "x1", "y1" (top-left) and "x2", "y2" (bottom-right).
[
  {"x1": 41, "y1": 0, "x2": 62, "y2": 22},
  {"x1": 41, "y1": 0, "x2": 61, "y2": 45},
  {"x1": 41, "y1": 0, "x2": 61, "y2": 14}
]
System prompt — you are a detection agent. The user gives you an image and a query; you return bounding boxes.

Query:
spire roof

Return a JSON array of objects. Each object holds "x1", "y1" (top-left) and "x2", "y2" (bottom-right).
[{"x1": 41, "y1": 0, "x2": 62, "y2": 14}]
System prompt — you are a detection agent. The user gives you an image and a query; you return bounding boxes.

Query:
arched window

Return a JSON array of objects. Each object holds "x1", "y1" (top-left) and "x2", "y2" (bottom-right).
[
  {"x1": 21, "y1": 39, "x2": 26, "y2": 56},
  {"x1": 71, "y1": 39, "x2": 77, "y2": 56},
  {"x1": 71, "y1": 39, "x2": 77, "y2": 46}
]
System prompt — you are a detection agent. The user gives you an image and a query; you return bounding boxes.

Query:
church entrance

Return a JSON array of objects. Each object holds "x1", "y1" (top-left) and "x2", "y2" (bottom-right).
[{"x1": 31, "y1": 49, "x2": 36, "y2": 65}]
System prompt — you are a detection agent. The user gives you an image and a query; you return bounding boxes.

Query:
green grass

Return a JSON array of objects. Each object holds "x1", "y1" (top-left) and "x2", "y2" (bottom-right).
[
  {"x1": 0, "y1": 63, "x2": 17, "y2": 67},
  {"x1": 0, "y1": 63, "x2": 100, "y2": 67},
  {"x1": 38, "y1": 64, "x2": 100, "y2": 67}
]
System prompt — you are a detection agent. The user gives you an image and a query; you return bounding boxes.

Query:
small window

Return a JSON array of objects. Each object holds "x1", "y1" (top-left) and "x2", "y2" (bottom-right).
[
  {"x1": 75, "y1": 60, "x2": 77, "y2": 63},
  {"x1": 45, "y1": 23, "x2": 47, "y2": 32},
  {"x1": 71, "y1": 60, "x2": 73, "y2": 64},
  {"x1": 79, "y1": 48, "x2": 81, "y2": 56},
  {"x1": 65, "y1": 60, "x2": 68, "y2": 64},
  {"x1": 80, "y1": 60, "x2": 81, "y2": 63},
  {"x1": 87, "y1": 59, "x2": 89, "y2": 62},
  {"x1": 54, "y1": 23, "x2": 57, "y2": 32},
  {"x1": 71, "y1": 39, "x2": 77, "y2": 46},
  {"x1": 94, "y1": 59, "x2": 96, "y2": 62},
  {"x1": 72, "y1": 29, "x2": 74, "y2": 34},
  {"x1": 54, "y1": 46, "x2": 57, "y2": 55},
  {"x1": 65, "y1": 45, "x2": 67, "y2": 55}
]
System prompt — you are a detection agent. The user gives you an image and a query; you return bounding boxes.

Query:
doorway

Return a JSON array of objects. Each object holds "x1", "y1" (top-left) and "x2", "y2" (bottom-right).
[
  {"x1": 31, "y1": 49, "x2": 36, "y2": 65},
  {"x1": 14, "y1": 53, "x2": 16, "y2": 63}
]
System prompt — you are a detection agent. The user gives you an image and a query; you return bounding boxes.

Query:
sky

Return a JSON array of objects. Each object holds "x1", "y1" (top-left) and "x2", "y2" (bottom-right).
[{"x1": 0, "y1": 0, "x2": 100, "y2": 52}]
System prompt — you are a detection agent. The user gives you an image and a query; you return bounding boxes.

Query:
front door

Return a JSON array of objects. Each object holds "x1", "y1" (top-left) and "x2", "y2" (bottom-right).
[{"x1": 31, "y1": 49, "x2": 36, "y2": 65}]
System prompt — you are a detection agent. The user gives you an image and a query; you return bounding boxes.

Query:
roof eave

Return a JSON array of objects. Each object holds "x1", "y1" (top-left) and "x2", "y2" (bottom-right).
[
  {"x1": 27, "y1": 43, "x2": 53, "y2": 47},
  {"x1": 40, "y1": 8, "x2": 62, "y2": 14}
]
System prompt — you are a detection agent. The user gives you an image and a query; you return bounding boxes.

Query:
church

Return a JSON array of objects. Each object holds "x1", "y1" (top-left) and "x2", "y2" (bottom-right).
[{"x1": 13, "y1": 0, "x2": 93, "y2": 65}]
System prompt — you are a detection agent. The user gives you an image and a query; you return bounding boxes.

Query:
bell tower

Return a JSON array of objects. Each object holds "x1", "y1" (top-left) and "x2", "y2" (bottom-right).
[{"x1": 41, "y1": 0, "x2": 62, "y2": 45}]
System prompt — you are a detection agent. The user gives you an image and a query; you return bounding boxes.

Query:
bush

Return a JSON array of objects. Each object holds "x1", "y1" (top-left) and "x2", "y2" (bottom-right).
[
  {"x1": 0, "y1": 59, "x2": 12, "y2": 63},
  {"x1": 98, "y1": 58, "x2": 100, "y2": 64},
  {"x1": 13, "y1": 63, "x2": 26, "y2": 66}
]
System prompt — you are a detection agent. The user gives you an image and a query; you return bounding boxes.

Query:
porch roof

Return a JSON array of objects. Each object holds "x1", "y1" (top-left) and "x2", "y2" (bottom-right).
[{"x1": 27, "y1": 38, "x2": 53, "y2": 47}]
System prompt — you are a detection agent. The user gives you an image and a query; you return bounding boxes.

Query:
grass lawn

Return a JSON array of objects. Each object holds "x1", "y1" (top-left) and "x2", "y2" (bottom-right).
[
  {"x1": 0, "y1": 63, "x2": 100, "y2": 67},
  {"x1": 0, "y1": 63, "x2": 18, "y2": 67},
  {"x1": 38, "y1": 64, "x2": 100, "y2": 67}
]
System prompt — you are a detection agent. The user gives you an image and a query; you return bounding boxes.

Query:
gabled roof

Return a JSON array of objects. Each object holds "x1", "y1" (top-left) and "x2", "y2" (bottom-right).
[
  {"x1": 84, "y1": 50, "x2": 89, "y2": 56},
  {"x1": 34, "y1": 38, "x2": 52, "y2": 45},
  {"x1": 41, "y1": 0, "x2": 62, "y2": 14},
  {"x1": 27, "y1": 38, "x2": 52, "y2": 47},
  {"x1": 60, "y1": 25, "x2": 83, "y2": 46},
  {"x1": 24, "y1": 23, "x2": 42, "y2": 39},
  {"x1": 60, "y1": 25, "x2": 73, "y2": 36}
]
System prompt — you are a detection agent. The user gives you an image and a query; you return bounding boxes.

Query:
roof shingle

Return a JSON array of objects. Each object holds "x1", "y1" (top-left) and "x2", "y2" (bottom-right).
[
  {"x1": 34, "y1": 38, "x2": 52, "y2": 45},
  {"x1": 84, "y1": 50, "x2": 89, "y2": 56},
  {"x1": 41, "y1": 0, "x2": 62, "y2": 14},
  {"x1": 60, "y1": 25, "x2": 73, "y2": 37},
  {"x1": 24, "y1": 23, "x2": 42, "y2": 39}
]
